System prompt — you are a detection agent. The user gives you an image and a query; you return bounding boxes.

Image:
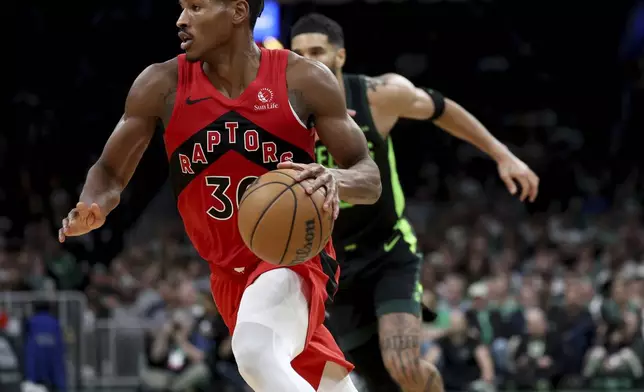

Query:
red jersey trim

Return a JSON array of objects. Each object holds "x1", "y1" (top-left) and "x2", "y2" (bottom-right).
[{"x1": 272, "y1": 50, "x2": 312, "y2": 135}]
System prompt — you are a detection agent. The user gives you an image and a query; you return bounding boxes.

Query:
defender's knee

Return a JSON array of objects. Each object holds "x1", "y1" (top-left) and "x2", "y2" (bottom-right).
[{"x1": 382, "y1": 357, "x2": 442, "y2": 392}]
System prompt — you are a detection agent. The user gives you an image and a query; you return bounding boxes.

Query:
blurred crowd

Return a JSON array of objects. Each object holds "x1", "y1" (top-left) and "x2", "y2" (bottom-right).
[
  {"x1": 3, "y1": 166, "x2": 644, "y2": 391},
  {"x1": 415, "y1": 192, "x2": 644, "y2": 391}
]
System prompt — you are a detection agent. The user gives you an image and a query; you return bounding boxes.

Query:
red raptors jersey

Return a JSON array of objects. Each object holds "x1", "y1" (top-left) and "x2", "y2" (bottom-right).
[{"x1": 164, "y1": 48, "x2": 322, "y2": 270}]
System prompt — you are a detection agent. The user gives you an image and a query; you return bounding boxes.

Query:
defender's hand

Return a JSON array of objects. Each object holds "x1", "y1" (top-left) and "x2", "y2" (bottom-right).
[
  {"x1": 277, "y1": 161, "x2": 339, "y2": 219},
  {"x1": 58, "y1": 202, "x2": 106, "y2": 243},
  {"x1": 496, "y1": 154, "x2": 539, "y2": 202}
]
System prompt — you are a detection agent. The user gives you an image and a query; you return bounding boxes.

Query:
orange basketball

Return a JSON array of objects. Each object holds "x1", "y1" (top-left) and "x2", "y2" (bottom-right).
[{"x1": 237, "y1": 169, "x2": 333, "y2": 266}]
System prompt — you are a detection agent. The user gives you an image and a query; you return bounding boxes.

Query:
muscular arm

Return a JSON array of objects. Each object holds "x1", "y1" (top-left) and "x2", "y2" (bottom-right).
[
  {"x1": 80, "y1": 62, "x2": 175, "y2": 215},
  {"x1": 288, "y1": 56, "x2": 381, "y2": 205},
  {"x1": 368, "y1": 73, "x2": 509, "y2": 161}
]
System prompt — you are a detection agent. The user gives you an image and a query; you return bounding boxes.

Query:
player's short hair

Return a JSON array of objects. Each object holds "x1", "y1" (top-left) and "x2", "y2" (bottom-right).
[
  {"x1": 247, "y1": 0, "x2": 264, "y2": 29},
  {"x1": 291, "y1": 13, "x2": 345, "y2": 47}
]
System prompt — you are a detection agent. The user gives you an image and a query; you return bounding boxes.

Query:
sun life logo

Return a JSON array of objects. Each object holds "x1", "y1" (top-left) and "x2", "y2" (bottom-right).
[
  {"x1": 255, "y1": 88, "x2": 279, "y2": 111},
  {"x1": 258, "y1": 88, "x2": 273, "y2": 103}
]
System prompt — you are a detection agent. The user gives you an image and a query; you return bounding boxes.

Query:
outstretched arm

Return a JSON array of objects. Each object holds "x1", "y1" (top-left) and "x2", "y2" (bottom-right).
[
  {"x1": 280, "y1": 56, "x2": 381, "y2": 218},
  {"x1": 368, "y1": 73, "x2": 539, "y2": 202},
  {"x1": 59, "y1": 62, "x2": 174, "y2": 242}
]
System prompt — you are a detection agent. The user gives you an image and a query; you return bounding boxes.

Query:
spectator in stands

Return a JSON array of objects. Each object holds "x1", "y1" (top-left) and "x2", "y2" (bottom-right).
[
  {"x1": 426, "y1": 311, "x2": 495, "y2": 392},
  {"x1": 584, "y1": 277, "x2": 644, "y2": 387},
  {"x1": 144, "y1": 268, "x2": 185, "y2": 327},
  {"x1": 141, "y1": 279, "x2": 211, "y2": 392},
  {"x1": 433, "y1": 274, "x2": 467, "y2": 330},
  {"x1": 548, "y1": 275, "x2": 596, "y2": 386},
  {"x1": 43, "y1": 238, "x2": 82, "y2": 291},
  {"x1": 85, "y1": 264, "x2": 120, "y2": 319},
  {"x1": 131, "y1": 263, "x2": 163, "y2": 318},
  {"x1": 518, "y1": 283, "x2": 539, "y2": 309},
  {"x1": 459, "y1": 235, "x2": 492, "y2": 285},
  {"x1": 509, "y1": 308, "x2": 563, "y2": 390},
  {"x1": 466, "y1": 279, "x2": 521, "y2": 378},
  {"x1": 23, "y1": 301, "x2": 66, "y2": 392},
  {"x1": 466, "y1": 282, "x2": 493, "y2": 343}
]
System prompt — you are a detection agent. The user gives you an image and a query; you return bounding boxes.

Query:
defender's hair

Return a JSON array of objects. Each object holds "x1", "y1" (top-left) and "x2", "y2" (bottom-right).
[
  {"x1": 291, "y1": 13, "x2": 345, "y2": 47},
  {"x1": 247, "y1": 0, "x2": 264, "y2": 29}
]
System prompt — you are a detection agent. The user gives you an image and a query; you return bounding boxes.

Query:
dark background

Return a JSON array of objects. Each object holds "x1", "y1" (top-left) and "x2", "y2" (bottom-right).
[{"x1": 6, "y1": 0, "x2": 641, "y2": 262}]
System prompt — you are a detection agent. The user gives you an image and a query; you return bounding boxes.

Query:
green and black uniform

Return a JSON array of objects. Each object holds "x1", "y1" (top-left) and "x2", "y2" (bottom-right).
[{"x1": 317, "y1": 73, "x2": 423, "y2": 352}]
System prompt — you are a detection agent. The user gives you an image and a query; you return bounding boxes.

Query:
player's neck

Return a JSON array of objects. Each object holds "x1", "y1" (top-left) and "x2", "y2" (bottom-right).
[{"x1": 202, "y1": 32, "x2": 261, "y2": 93}]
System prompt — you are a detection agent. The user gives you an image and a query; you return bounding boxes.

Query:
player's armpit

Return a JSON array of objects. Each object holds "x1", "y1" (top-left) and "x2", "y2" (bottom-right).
[
  {"x1": 79, "y1": 61, "x2": 176, "y2": 215},
  {"x1": 287, "y1": 55, "x2": 381, "y2": 205}
]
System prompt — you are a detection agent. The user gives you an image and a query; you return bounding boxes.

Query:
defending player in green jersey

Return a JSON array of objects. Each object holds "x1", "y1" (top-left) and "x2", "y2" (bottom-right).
[{"x1": 291, "y1": 13, "x2": 539, "y2": 392}]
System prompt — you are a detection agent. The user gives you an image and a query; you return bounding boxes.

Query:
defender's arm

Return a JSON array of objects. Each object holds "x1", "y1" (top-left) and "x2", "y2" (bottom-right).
[
  {"x1": 80, "y1": 63, "x2": 174, "y2": 215},
  {"x1": 367, "y1": 73, "x2": 508, "y2": 160},
  {"x1": 291, "y1": 57, "x2": 382, "y2": 206},
  {"x1": 369, "y1": 73, "x2": 539, "y2": 202}
]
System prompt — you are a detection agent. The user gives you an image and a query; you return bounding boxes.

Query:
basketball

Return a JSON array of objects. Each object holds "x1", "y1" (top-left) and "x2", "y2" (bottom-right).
[{"x1": 237, "y1": 169, "x2": 334, "y2": 266}]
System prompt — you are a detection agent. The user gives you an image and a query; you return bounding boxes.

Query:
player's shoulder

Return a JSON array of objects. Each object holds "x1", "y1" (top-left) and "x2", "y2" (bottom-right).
[
  {"x1": 126, "y1": 58, "x2": 179, "y2": 114},
  {"x1": 363, "y1": 73, "x2": 414, "y2": 106},
  {"x1": 285, "y1": 51, "x2": 337, "y2": 91},
  {"x1": 365, "y1": 73, "x2": 413, "y2": 90},
  {"x1": 134, "y1": 57, "x2": 178, "y2": 91}
]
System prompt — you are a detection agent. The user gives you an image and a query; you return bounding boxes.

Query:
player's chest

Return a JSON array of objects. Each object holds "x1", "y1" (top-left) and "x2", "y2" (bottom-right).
[
  {"x1": 166, "y1": 110, "x2": 315, "y2": 189},
  {"x1": 167, "y1": 112, "x2": 293, "y2": 167}
]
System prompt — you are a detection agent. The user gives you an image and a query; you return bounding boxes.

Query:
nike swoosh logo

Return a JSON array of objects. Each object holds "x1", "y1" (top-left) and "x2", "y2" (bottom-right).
[
  {"x1": 360, "y1": 125, "x2": 370, "y2": 132},
  {"x1": 384, "y1": 234, "x2": 401, "y2": 252},
  {"x1": 186, "y1": 96, "x2": 213, "y2": 105}
]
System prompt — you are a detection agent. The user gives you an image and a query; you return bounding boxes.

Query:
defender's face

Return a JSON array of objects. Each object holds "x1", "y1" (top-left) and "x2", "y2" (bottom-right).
[
  {"x1": 177, "y1": 0, "x2": 234, "y2": 62},
  {"x1": 291, "y1": 33, "x2": 344, "y2": 74}
]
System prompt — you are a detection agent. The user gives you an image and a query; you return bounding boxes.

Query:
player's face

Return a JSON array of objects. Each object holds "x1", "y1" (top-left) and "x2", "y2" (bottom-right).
[
  {"x1": 177, "y1": 0, "x2": 236, "y2": 62},
  {"x1": 291, "y1": 33, "x2": 345, "y2": 75}
]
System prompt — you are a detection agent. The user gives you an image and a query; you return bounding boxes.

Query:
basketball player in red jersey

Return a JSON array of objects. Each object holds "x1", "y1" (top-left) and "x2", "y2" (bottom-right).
[{"x1": 57, "y1": 0, "x2": 382, "y2": 391}]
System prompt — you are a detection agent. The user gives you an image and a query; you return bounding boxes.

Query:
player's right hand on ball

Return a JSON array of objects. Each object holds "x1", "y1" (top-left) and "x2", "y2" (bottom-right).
[
  {"x1": 277, "y1": 161, "x2": 340, "y2": 220},
  {"x1": 58, "y1": 202, "x2": 106, "y2": 243}
]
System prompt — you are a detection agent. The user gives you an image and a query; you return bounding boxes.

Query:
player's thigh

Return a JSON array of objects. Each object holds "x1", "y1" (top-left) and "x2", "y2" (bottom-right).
[
  {"x1": 325, "y1": 275, "x2": 377, "y2": 352},
  {"x1": 374, "y1": 240, "x2": 424, "y2": 360},
  {"x1": 235, "y1": 268, "x2": 309, "y2": 355},
  {"x1": 373, "y1": 239, "x2": 423, "y2": 320}
]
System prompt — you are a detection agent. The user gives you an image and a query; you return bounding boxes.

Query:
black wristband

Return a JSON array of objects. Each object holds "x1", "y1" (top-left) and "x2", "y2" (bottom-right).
[{"x1": 422, "y1": 87, "x2": 446, "y2": 121}]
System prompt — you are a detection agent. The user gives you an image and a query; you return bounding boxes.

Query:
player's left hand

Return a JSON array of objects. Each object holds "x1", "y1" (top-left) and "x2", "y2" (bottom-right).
[
  {"x1": 496, "y1": 154, "x2": 539, "y2": 202},
  {"x1": 277, "y1": 161, "x2": 340, "y2": 219}
]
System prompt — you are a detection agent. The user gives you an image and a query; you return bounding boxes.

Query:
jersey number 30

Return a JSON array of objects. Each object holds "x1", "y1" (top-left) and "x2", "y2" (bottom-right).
[{"x1": 205, "y1": 176, "x2": 258, "y2": 220}]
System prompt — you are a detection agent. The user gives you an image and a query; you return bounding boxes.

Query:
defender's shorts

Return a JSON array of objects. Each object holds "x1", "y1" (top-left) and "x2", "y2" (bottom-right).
[{"x1": 326, "y1": 221, "x2": 423, "y2": 351}]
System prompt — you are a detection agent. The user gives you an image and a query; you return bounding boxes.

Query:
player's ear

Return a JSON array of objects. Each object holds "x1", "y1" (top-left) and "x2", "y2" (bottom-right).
[
  {"x1": 335, "y1": 47, "x2": 346, "y2": 69},
  {"x1": 231, "y1": 0, "x2": 249, "y2": 26}
]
